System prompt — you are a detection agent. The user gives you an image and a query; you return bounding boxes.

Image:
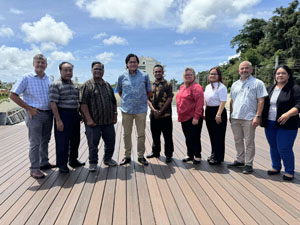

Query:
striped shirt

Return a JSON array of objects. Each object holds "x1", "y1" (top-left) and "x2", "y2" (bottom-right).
[
  {"x1": 11, "y1": 72, "x2": 53, "y2": 110},
  {"x1": 49, "y1": 77, "x2": 79, "y2": 109},
  {"x1": 80, "y1": 79, "x2": 116, "y2": 125}
]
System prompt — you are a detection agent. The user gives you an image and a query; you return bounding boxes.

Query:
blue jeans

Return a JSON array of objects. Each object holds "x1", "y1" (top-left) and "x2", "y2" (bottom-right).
[
  {"x1": 85, "y1": 124, "x2": 115, "y2": 164},
  {"x1": 265, "y1": 120, "x2": 298, "y2": 175}
]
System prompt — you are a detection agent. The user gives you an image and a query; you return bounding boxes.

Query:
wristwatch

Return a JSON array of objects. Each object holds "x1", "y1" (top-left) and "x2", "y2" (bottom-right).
[{"x1": 255, "y1": 115, "x2": 261, "y2": 118}]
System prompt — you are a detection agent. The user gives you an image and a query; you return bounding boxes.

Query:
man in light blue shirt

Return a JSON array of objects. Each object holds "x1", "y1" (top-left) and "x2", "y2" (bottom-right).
[
  {"x1": 117, "y1": 53, "x2": 152, "y2": 166},
  {"x1": 228, "y1": 61, "x2": 268, "y2": 174},
  {"x1": 10, "y1": 54, "x2": 55, "y2": 179}
]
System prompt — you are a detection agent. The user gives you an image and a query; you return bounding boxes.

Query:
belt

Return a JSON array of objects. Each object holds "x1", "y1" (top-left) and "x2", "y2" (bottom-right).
[
  {"x1": 58, "y1": 108, "x2": 78, "y2": 112},
  {"x1": 35, "y1": 108, "x2": 51, "y2": 112}
]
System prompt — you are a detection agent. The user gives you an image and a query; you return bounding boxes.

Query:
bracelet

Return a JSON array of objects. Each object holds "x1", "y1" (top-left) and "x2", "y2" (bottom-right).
[{"x1": 216, "y1": 115, "x2": 221, "y2": 118}]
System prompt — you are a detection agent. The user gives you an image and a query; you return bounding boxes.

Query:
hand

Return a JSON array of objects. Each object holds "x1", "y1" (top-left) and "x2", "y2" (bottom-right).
[
  {"x1": 192, "y1": 118, "x2": 199, "y2": 125},
  {"x1": 87, "y1": 119, "x2": 96, "y2": 127},
  {"x1": 56, "y1": 120, "x2": 64, "y2": 131},
  {"x1": 153, "y1": 110, "x2": 161, "y2": 119},
  {"x1": 113, "y1": 115, "x2": 118, "y2": 124},
  {"x1": 27, "y1": 107, "x2": 39, "y2": 119},
  {"x1": 252, "y1": 117, "x2": 260, "y2": 128},
  {"x1": 277, "y1": 113, "x2": 290, "y2": 125},
  {"x1": 215, "y1": 116, "x2": 222, "y2": 124}
]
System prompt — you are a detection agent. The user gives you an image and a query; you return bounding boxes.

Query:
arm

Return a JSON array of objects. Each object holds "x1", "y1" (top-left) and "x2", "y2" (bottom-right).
[
  {"x1": 80, "y1": 104, "x2": 96, "y2": 126},
  {"x1": 277, "y1": 107, "x2": 299, "y2": 125},
  {"x1": 147, "y1": 91, "x2": 152, "y2": 98},
  {"x1": 192, "y1": 85, "x2": 204, "y2": 125},
  {"x1": 229, "y1": 99, "x2": 233, "y2": 123},
  {"x1": 215, "y1": 101, "x2": 226, "y2": 124},
  {"x1": 50, "y1": 102, "x2": 63, "y2": 131},
  {"x1": 252, "y1": 97, "x2": 265, "y2": 128},
  {"x1": 9, "y1": 92, "x2": 39, "y2": 119}
]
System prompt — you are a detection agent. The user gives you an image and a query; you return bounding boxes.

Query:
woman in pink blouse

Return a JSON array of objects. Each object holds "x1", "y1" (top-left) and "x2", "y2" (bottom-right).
[{"x1": 176, "y1": 67, "x2": 204, "y2": 164}]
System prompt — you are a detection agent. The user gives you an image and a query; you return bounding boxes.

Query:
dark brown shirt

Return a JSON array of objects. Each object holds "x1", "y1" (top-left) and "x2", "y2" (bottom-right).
[
  {"x1": 149, "y1": 79, "x2": 173, "y2": 117},
  {"x1": 80, "y1": 79, "x2": 116, "y2": 125}
]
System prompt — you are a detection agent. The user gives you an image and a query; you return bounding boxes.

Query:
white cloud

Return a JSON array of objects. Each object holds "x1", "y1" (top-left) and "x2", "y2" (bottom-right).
[
  {"x1": 50, "y1": 51, "x2": 75, "y2": 61},
  {"x1": 40, "y1": 42, "x2": 57, "y2": 51},
  {"x1": 9, "y1": 8, "x2": 24, "y2": 15},
  {"x1": 177, "y1": 0, "x2": 261, "y2": 32},
  {"x1": 174, "y1": 37, "x2": 196, "y2": 45},
  {"x1": 93, "y1": 32, "x2": 107, "y2": 39},
  {"x1": 228, "y1": 52, "x2": 240, "y2": 61},
  {"x1": 0, "y1": 45, "x2": 41, "y2": 81},
  {"x1": 103, "y1": 35, "x2": 128, "y2": 45},
  {"x1": 231, "y1": 13, "x2": 253, "y2": 27},
  {"x1": 76, "y1": 0, "x2": 173, "y2": 27},
  {"x1": 21, "y1": 14, "x2": 73, "y2": 45},
  {"x1": 96, "y1": 52, "x2": 114, "y2": 64},
  {"x1": 0, "y1": 26, "x2": 14, "y2": 38}
]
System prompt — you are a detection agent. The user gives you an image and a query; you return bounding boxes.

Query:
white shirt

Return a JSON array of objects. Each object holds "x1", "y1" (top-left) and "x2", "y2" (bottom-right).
[
  {"x1": 204, "y1": 82, "x2": 227, "y2": 106},
  {"x1": 268, "y1": 87, "x2": 281, "y2": 121}
]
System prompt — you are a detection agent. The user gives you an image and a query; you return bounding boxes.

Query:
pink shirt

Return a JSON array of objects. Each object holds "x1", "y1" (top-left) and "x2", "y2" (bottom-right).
[{"x1": 176, "y1": 82, "x2": 204, "y2": 122}]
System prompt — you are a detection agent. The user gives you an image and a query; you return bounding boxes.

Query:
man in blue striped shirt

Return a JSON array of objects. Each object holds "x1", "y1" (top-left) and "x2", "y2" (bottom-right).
[{"x1": 10, "y1": 54, "x2": 55, "y2": 179}]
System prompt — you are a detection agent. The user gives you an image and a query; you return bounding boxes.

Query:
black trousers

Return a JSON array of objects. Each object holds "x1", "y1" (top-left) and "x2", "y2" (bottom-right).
[
  {"x1": 181, "y1": 118, "x2": 203, "y2": 158},
  {"x1": 150, "y1": 115, "x2": 174, "y2": 157},
  {"x1": 54, "y1": 108, "x2": 81, "y2": 167},
  {"x1": 205, "y1": 106, "x2": 227, "y2": 162}
]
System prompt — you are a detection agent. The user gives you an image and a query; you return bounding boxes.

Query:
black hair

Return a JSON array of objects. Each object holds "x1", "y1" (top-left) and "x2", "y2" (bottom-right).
[
  {"x1": 125, "y1": 53, "x2": 139, "y2": 65},
  {"x1": 154, "y1": 64, "x2": 164, "y2": 70},
  {"x1": 59, "y1": 62, "x2": 73, "y2": 71},
  {"x1": 274, "y1": 65, "x2": 294, "y2": 83},
  {"x1": 91, "y1": 61, "x2": 103, "y2": 69}
]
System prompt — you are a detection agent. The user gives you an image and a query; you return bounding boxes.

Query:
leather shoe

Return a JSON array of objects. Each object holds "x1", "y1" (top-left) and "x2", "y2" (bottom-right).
[
  {"x1": 165, "y1": 156, "x2": 172, "y2": 163},
  {"x1": 59, "y1": 166, "x2": 70, "y2": 173},
  {"x1": 146, "y1": 152, "x2": 160, "y2": 158},
  {"x1": 30, "y1": 170, "x2": 45, "y2": 179},
  {"x1": 69, "y1": 160, "x2": 85, "y2": 168},
  {"x1": 267, "y1": 169, "x2": 280, "y2": 175},
  {"x1": 120, "y1": 157, "x2": 131, "y2": 166},
  {"x1": 283, "y1": 174, "x2": 294, "y2": 181},
  {"x1": 208, "y1": 159, "x2": 221, "y2": 165},
  {"x1": 40, "y1": 163, "x2": 56, "y2": 170},
  {"x1": 138, "y1": 157, "x2": 149, "y2": 166},
  {"x1": 182, "y1": 156, "x2": 193, "y2": 162}
]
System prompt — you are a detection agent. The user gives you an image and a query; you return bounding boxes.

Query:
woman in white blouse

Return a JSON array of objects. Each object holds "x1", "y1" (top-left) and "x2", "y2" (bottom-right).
[{"x1": 204, "y1": 67, "x2": 228, "y2": 165}]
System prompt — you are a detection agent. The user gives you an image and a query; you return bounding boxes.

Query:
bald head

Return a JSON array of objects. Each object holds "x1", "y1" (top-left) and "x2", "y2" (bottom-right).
[{"x1": 239, "y1": 61, "x2": 253, "y2": 80}]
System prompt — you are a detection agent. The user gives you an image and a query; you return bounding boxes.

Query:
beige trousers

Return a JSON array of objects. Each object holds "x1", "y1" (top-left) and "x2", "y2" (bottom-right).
[
  {"x1": 122, "y1": 112, "x2": 147, "y2": 158},
  {"x1": 231, "y1": 119, "x2": 256, "y2": 166}
]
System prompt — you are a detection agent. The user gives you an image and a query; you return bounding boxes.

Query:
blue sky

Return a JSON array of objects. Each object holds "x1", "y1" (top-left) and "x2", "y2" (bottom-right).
[{"x1": 0, "y1": 0, "x2": 291, "y2": 84}]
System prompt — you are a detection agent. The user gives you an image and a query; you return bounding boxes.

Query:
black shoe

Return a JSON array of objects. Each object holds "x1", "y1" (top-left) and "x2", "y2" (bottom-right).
[
  {"x1": 59, "y1": 166, "x2": 70, "y2": 173},
  {"x1": 69, "y1": 160, "x2": 85, "y2": 168},
  {"x1": 182, "y1": 156, "x2": 193, "y2": 162},
  {"x1": 283, "y1": 174, "x2": 294, "y2": 181},
  {"x1": 103, "y1": 159, "x2": 117, "y2": 167},
  {"x1": 146, "y1": 152, "x2": 160, "y2": 158},
  {"x1": 242, "y1": 165, "x2": 253, "y2": 174},
  {"x1": 209, "y1": 159, "x2": 221, "y2": 165},
  {"x1": 138, "y1": 157, "x2": 149, "y2": 166},
  {"x1": 165, "y1": 156, "x2": 172, "y2": 163},
  {"x1": 227, "y1": 161, "x2": 245, "y2": 168},
  {"x1": 193, "y1": 159, "x2": 201, "y2": 164},
  {"x1": 40, "y1": 163, "x2": 56, "y2": 170},
  {"x1": 120, "y1": 157, "x2": 131, "y2": 166},
  {"x1": 267, "y1": 169, "x2": 280, "y2": 175}
]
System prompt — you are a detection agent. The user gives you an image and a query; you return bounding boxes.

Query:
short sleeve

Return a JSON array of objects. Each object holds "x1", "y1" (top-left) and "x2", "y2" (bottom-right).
[
  {"x1": 116, "y1": 75, "x2": 123, "y2": 93},
  {"x1": 10, "y1": 76, "x2": 27, "y2": 95},
  {"x1": 218, "y1": 85, "x2": 228, "y2": 102},
  {"x1": 49, "y1": 83, "x2": 59, "y2": 103},
  {"x1": 256, "y1": 80, "x2": 268, "y2": 98},
  {"x1": 80, "y1": 83, "x2": 89, "y2": 104}
]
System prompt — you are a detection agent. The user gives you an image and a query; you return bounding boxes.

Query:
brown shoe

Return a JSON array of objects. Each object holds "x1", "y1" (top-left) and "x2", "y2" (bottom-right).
[{"x1": 30, "y1": 170, "x2": 45, "y2": 179}]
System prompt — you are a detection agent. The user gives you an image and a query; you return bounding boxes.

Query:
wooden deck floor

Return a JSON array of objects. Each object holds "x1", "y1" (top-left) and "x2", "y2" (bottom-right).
[{"x1": 0, "y1": 120, "x2": 300, "y2": 225}]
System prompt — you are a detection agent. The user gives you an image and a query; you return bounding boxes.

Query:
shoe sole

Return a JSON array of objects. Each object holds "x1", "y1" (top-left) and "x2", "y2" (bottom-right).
[{"x1": 104, "y1": 163, "x2": 117, "y2": 167}]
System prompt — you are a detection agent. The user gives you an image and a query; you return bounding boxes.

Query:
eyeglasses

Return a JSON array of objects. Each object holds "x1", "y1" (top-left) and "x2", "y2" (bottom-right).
[{"x1": 209, "y1": 73, "x2": 218, "y2": 76}]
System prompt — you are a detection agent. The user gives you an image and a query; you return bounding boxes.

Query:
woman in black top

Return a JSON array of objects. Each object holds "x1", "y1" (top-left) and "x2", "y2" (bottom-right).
[{"x1": 261, "y1": 65, "x2": 300, "y2": 180}]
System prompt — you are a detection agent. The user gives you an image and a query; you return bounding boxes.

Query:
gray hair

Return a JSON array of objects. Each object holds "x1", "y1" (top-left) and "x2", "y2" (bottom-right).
[{"x1": 33, "y1": 54, "x2": 47, "y2": 63}]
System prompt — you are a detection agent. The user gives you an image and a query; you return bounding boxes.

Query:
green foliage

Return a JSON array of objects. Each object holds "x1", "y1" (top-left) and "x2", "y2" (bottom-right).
[{"x1": 211, "y1": 0, "x2": 300, "y2": 88}]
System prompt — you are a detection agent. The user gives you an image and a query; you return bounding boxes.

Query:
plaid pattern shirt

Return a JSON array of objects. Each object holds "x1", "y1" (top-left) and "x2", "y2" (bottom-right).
[
  {"x1": 11, "y1": 72, "x2": 53, "y2": 110},
  {"x1": 149, "y1": 79, "x2": 173, "y2": 117},
  {"x1": 80, "y1": 79, "x2": 116, "y2": 125}
]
